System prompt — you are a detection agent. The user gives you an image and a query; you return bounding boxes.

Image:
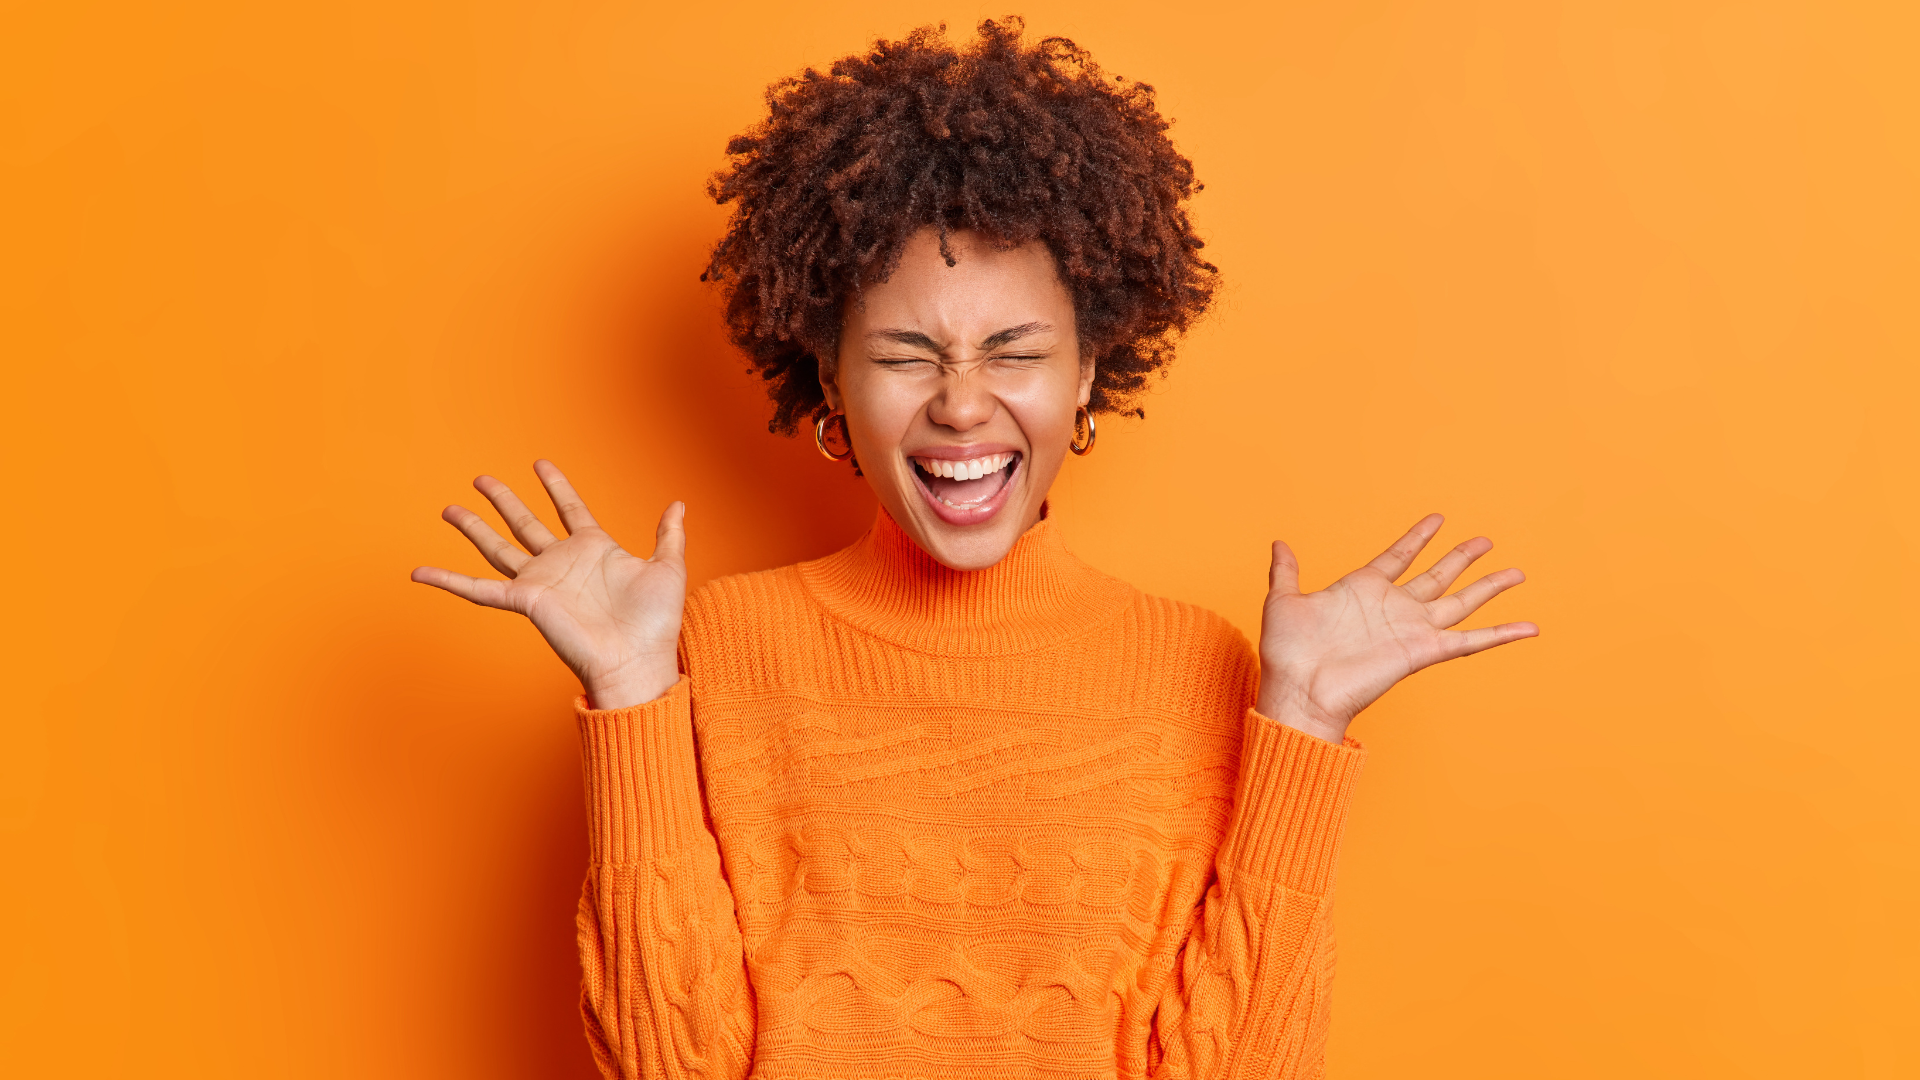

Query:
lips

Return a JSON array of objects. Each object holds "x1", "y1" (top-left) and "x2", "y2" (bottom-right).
[{"x1": 908, "y1": 450, "x2": 1022, "y2": 526}]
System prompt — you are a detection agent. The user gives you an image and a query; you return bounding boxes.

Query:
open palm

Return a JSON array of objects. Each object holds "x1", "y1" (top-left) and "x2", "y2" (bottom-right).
[
  {"x1": 1257, "y1": 514, "x2": 1536, "y2": 742},
  {"x1": 411, "y1": 460, "x2": 686, "y2": 709}
]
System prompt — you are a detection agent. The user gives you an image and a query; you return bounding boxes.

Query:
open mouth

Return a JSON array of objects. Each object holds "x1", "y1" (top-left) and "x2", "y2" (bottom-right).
[{"x1": 909, "y1": 450, "x2": 1022, "y2": 525}]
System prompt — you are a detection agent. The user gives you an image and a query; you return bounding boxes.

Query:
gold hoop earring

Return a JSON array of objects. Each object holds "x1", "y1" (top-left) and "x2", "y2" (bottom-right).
[
  {"x1": 814, "y1": 412, "x2": 852, "y2": 462},
  {"x1": 1069, "y1": 407, "x2": 1096, "y2": 456}
]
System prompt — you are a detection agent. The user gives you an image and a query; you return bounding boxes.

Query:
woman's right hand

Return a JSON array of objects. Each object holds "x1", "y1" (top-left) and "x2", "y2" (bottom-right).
[{"x1": 411, "y1": 459, "x2": 686, "y2": 710}]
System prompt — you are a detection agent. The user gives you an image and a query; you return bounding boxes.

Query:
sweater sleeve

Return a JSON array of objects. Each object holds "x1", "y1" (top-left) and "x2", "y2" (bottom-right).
[
  {"x1": 1149, "y1": 709, "x2": 1366, "y2": 1079},
  {"x1": 574, "y1": 677, "x2": 757, "y2": 1080}
]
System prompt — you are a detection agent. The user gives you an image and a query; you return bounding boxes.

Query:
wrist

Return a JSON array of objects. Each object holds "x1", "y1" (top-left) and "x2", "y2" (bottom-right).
[
  {"x1": 582, "y1": 653, "x2": 679, "y2": 711},
  {"x1": 1255, "y1": 673, "x2": 1351, "y2": 745}
]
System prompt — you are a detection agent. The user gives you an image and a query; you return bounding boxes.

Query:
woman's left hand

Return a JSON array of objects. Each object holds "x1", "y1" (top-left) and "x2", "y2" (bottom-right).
[{"x1": 1255, "y1": 514, "x2": 1537, "y2": 743}]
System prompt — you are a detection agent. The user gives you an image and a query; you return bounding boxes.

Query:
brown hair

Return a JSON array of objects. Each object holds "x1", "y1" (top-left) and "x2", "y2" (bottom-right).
[{"x1": 703, "y1": 16, "x2": 1218, "y2": 435}]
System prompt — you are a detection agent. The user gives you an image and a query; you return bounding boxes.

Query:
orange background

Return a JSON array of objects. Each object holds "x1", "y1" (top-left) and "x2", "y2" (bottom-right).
[{"x1": 4, "y1": 1, "x2": 1915, "y2": 1076}]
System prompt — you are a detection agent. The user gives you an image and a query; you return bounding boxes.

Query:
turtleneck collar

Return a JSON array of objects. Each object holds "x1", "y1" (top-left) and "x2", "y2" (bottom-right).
[{"x1": 796, "y1": 507, "x2": 1136, "y2": 656}]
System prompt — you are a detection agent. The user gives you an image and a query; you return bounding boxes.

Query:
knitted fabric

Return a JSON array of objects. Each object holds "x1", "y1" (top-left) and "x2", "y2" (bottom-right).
[{"x1": 575, "y1": 510, "x2": 1366, "y2": 1080}]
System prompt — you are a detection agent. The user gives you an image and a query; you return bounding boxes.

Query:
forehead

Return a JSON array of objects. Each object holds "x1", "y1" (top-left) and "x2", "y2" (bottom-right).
[{"x1": 850, "y1": 229, "x2": 1073, "y2": 335}]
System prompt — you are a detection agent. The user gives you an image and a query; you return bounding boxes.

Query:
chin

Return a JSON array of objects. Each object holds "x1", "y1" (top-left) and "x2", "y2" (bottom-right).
[{"x1": 915, "y1": 521, "x2": 1025, "y2": 571}]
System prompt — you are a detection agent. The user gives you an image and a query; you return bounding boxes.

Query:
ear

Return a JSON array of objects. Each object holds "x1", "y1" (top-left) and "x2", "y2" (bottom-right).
[
  {"x1": 1076, "y1": 350, "x2": 1096, "y2": 408},
  {"x1": 817, "y1": 353, "x2": 844, "y2": 413}
]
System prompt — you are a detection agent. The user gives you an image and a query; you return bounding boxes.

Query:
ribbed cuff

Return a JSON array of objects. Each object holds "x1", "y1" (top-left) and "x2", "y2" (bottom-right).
[
  {"x1": 576, "y1": 677, "x2": 704, "y2": 867},
  {"x1": 1223, "y1": 708, "x2": 1367, "y2": 895}
]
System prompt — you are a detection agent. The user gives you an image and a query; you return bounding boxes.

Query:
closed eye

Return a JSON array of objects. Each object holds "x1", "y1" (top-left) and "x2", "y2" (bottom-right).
[{"x1": 871, "y1": 354, "x2": 1049, "y2": 371}]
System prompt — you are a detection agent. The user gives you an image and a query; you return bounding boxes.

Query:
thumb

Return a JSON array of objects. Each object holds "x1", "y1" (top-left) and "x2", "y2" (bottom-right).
[
  {"x1": 1268, "y1": 540, "x2": 1301, "y2": 596},
  {"x1": 652, "y1": 501, "x2": 687, "y2": 564}
]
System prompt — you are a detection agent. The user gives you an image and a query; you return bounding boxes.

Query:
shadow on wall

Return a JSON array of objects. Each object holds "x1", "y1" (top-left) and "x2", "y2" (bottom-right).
[
  {"x1": 351, "y1": 213, "x2": 873, "y2": 1076},
  {"x1": 271, "y1": 566, "x2": 606, "y2": 1077},
  {"x1": 587, "y1": 216, "x2": 878, "y2": 583}
]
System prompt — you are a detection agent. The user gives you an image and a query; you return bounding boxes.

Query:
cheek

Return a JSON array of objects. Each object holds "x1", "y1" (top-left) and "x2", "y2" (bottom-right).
[
  {"x1": 839, "y1": 371, "x2": 919, "y2": 449},
  {"x1": 1003, "y1": 367, "x2": 1084, "y2": 437},
  {"x1": 1012, "y1": 406, "x2": 1076, "y2": 449}
]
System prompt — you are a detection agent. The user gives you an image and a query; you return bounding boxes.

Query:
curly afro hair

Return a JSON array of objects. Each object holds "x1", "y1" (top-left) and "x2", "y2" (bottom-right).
[{"x1": 703, "y1": 16, "x2": 1218, "y2": 436}]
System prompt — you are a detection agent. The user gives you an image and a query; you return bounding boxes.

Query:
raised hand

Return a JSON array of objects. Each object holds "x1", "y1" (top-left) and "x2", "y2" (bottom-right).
[
  {"x1": 411, "y1": 460, "x2": 686, "y2": 710},
  {"x1": 1256, "y1": 514, "x2": 1537, "y2": 743}
]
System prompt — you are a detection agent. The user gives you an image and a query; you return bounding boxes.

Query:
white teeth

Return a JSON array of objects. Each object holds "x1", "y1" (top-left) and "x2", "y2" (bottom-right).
[{"x1": 913, "y1": 452, "x2": 1015, "y2": 481}]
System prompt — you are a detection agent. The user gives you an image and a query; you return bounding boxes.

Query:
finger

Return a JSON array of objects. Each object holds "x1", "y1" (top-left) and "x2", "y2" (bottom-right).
[
  {"x1": 651, "y1": 501, "x2": 687, "y2": 563},
  {"x1": 533, "y1": 459, "x2": 600, "y2": 535},
  {"x1": 1403, "y1": 536, "x2": 1493, "y2": 602},
  {"x1": 474, "y1": 475, "x2": 560, "y2": 554},
  {"x1": 1366, "y1": 513, "x2": 1444, "y2": 581},
  {"x1": 1427, "y1": 568, "x2": 1526, "y2": 628},
  {"x1": 441, "y1": 504, "x2": 530, "y2": 577},
  {"x1": 1442, "y1": 620, "x2": 1540, "y2": 659},
  {"x1": 410, "y1": 565, "x2": 513, "y2": 609},
  {"x1": 1268, "y1": 540, "x2": 1300, "y2": 595}
]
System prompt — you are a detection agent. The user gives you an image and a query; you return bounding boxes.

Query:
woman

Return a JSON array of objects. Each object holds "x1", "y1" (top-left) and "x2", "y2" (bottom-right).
[{"x1": 413, "y1": 19, "x2": 1534, "y2": 1079}]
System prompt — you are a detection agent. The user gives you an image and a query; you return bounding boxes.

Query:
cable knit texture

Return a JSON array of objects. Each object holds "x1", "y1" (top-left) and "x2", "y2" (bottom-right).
[{"x1": 575, "y1": 510, "x2": 1366, "y2": 1080}]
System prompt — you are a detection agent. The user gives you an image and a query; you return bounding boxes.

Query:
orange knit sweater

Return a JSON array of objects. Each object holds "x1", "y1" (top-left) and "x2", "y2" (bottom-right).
[{"x1": 574, "y1": 510, "x2": 1366, "y2": 1080}]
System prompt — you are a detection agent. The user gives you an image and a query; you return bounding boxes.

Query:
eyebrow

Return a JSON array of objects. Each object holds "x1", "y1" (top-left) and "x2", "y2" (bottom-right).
[
  {"x1": 981, "y1": 321, "x2": 1051, "y2": 350},
  {"x1": 867, "y1": 321, "x2": 1053, "y2": 355}
]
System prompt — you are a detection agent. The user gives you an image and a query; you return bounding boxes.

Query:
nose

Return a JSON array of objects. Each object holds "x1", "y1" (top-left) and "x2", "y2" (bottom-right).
[{"x1": 925, "y1": 362, "x2": 996, "y2": 433}]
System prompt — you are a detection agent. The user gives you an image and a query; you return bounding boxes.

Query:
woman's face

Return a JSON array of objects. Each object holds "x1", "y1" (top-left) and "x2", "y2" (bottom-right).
[{"x1": 822, "y1": 228, "x2": 1092, "y2": 571}]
